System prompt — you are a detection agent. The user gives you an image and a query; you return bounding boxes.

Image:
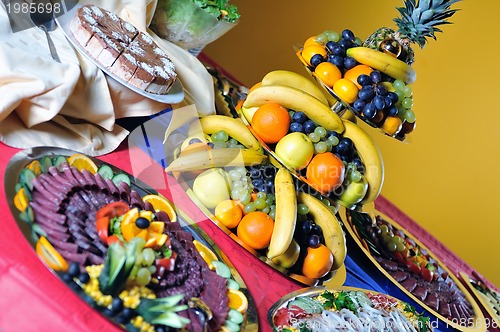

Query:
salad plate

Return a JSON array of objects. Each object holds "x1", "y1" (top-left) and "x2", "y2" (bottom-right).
[
  {"x1": 268, "y1": 286, "x2": 434, "y2": 331},
  {"x1": 6, "y1": 147, "x2": 257, "y2": 332},
  {"x1": 55, "y1": 4, "x2": 184, "y2": 105},
  {"x1": 339, "y1": 207, "x2": 485, "y2": 331}
]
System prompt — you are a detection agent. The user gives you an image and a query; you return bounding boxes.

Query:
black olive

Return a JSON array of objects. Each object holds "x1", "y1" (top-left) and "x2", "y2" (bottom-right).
[
  {"x1": 78, "y1": 272, "x2": 90, "y2": 284},
  {"x1": 135, "y1": 217, "x2": 150, "y2": 229},
  {"x1": 68, "y1": 262, "x2": 80, "y2": 278}
]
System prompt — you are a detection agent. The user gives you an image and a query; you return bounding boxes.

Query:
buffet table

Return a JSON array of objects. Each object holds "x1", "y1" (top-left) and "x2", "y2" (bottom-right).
[{"x1": 0, "y1": 54, "x2": 498, "y2": 332}]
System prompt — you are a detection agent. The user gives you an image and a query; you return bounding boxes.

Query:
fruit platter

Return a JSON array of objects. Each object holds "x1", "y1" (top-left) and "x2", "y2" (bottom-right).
[
  {"x1": 268, "y1": 286, "x2": 434, "y2": 331},
  {"x1": 339, "y1": 207, "x2": 485, "y2": 331},
  {"x1": 294, "y1": 0, "x2": 459, "y2": 141},
  {"x1": 6, "y1": 147, "x2": 257, "y2": 332},
  {"x1": 163, "y1": 110, "x2": 347, "y2": 287},
  {"x1": 459, "y1": 272, "x2": 500, "y2": 329},
  {"x1": 237, "y1": 70, "x2": 384, "y2": 211}
]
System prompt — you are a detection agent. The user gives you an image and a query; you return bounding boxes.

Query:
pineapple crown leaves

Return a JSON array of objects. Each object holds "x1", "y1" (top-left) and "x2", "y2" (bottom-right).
[{"x1": 394, "y1": 0, "x2": 461, "y2": 48}]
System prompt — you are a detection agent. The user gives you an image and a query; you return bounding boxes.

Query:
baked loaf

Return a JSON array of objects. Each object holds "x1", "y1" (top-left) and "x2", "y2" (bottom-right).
[{"x1": 70, "y1": 5, "x2": 177, "y2": 95}]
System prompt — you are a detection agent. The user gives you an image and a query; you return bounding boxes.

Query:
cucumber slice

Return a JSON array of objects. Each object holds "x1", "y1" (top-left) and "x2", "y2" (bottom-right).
[
  {"x1": 227, "y1": 308, "x2": 244, "y2": 325},
  {"x1": 52, "y1": 156, "x2": 67, "y2": 171},
  {"x1": 97, "y1": 164, "x2": 114, "y2": 180},
  {"x1": 226, "y1": 278, "x2": 240, "y2": 290},
  {"x1": 99, "y1": 242, "x2": 126, "y2": 296},
  {"x1": 212, "y1": 261, "x2": 231, "y2": 279},
  {"x1": 223, "y1": 320, "x2": 240, "y2": 332},
  {"x1": 18, "y1": 168, "x2": 36, "y2": 191},
  {"x1": 19, "y1": 206, "x2": 35, "y2": 224},
  {"x1": 41, "y1": 156, "x2": 53, "y2": 173},
  {"x1": 112, "y1": 173, "x2": 131, "y2": 187}
]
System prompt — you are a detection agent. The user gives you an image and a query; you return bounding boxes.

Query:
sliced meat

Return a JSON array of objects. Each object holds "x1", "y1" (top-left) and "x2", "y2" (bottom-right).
[
  {"x1": 31, "y1": 201, "x2": 66, "y2": 224},
  {"x1": 94, "y1": 173, "x2": 111, "y2": 193},
  {"x1": 439, "y1": 302, "x2": 452, "y2": 319},
  {"x1": 401, "y1": 277, "x2": 418, "y2": 292},
  {"x1": 374, "y1": 256, "x2": 399, "y2": 271},
  {"x1": 71, "y1": 166, "x2": 91, "y2": 188},
  {"x1": 31, "y1": 191, "x2": 59, "y2": 213},
  {"x1": 201, "y1": 269, "x2": 229, "y2": 332},
  {"x1": 36, "y1": 217, "x2": 67, "y2": 233},
  {"x1": 32, "y1": 177, "x2": 61, "y2": 203},
  {"x1": 81, "y1": 169, "x2": 98, "y2": 188},
  {"x1": 450, "y1": 303, "x2": 462, "y2": 320},
  {"x1": 43, "y1": 228, "x2": 71, "y2": 242},
  {"x1": 50, "y1": 239, "x2": 79, "y2": 254},
  {"x1": 154, "y1": 210, "x2": 171, "y2": 222},
  {"x1": 424, "y1": 292, "x2": 439, "y2": 311},
  {"x1": 105, "y1": 178, "x2": 120, "y2": 196},
  {"x1": 412, "y1": 285, "x2": 428, "y2": 301},
  {"x1": 61, "y1": 251, "x2": 88, "y2": 265},
  {"x1": 130, "y1": 190, "x2": 145, "y2": 209},
  {"x1": 390, "y1": 270, "x2": 409, "y2": 282},
  {"x1": 88, "y1": 252, "x2": 105, "y2": 265}
]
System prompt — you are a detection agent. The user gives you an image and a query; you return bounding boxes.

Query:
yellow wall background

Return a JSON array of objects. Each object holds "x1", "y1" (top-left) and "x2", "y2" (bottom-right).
[{"x1": 203, "y1": 0, "x2": 500, "y2": 287}]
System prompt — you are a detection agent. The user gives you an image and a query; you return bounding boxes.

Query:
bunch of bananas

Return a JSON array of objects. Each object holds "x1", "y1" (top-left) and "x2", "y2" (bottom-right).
[{"x1": 240, "y1": 69, "x2": 384, "y2": 208}]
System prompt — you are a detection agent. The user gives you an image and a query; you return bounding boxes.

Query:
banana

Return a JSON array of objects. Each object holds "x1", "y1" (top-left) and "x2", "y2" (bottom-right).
[
  {"x1": 346, "y1": 47, "x2": 417, "y2": 85},
  {"x1": 243, "y1": 85, "x2": 345, "y2": 133},
  {"x1": 342, "y1": 119, "x2": 384, "y2": 204},
  {"x1": 165, "y1": 148, "x2": 267, "y2": 172},
  {"x1": 188, "y1": 115, "x2": 262, "y2": 151},
  {"x1": 267, "y1": 168, "x2": 297, "y2": 260},
  {"x1": 297, "y1": 192, "x2": 346, "y2": 270},
  {"x1": 261, "y1": 70, "x2": 330, "y2": 106}
]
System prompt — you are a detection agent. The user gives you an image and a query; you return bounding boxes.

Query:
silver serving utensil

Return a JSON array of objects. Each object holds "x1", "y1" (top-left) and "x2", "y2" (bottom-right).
[
  {"x1": 30, "y1": 4, "x2": 61, "y2": 62},
  {"x1": 188, "y1": 297, "x2": 213, "y2": 332}
]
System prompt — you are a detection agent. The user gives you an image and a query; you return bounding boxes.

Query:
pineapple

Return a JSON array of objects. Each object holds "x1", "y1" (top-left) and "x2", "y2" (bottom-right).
[{"x1": 363, "y1": 0, "x2": 460, "y2": 65}]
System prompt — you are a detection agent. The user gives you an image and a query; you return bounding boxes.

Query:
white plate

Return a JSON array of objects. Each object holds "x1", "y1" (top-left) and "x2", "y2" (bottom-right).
[{"x1": 55, "y1": 4, "x2": 184, "y2": 104}]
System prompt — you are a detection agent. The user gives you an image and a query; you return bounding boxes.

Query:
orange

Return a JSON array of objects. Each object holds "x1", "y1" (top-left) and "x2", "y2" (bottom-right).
[
  {"x1": 301, "y1": 45, "x2": 327, "y2": 66},
  {"x1": 67, "y1": 153, "x2": 98, "y2": 174},
  {"x1": 301, "y1": 244, "x2": 334, "y2": 279},
  {"x1": 142, "y1": 194, "x2": 177, "y2": 222},
  {"x1": 381, "y1": 116, "x2": 403, "y2": 136},
  {"x1": 303, "y1": 35, "x2": 322, "y2": 48},
  {"x1": 248, "y1": 81, "x2": 262, "y2": 95},
  {"x1": 251, "y1": 103, "x2": 290, "y2": 144},
  {"x1": 314, "y1": 62, "x2": 342, "y2": 88},
  {"x1": 236, "y1": 211, "x2": 274, "y2": 250},
  {"x1": 306, "y1": 152, "x2": 345, "y2": 193},
  {"x1": 36, "y1": 236, "x2": 69, "y2": 272},
  {"x1": 333, "y1": 78, "x2": 359, "y2": 104},
  {"x1": 344, "y1": 64, "x2": 373, "y2": 89},
  {"x1": 193, "y1": 240, "x2": 218, "y2": 270},
  {"x1": 227, "y1": 289, "x2": 248, "y2": 313},
  {"x1": 214, "y1": 199, "x2": 243, "y2": 229}
]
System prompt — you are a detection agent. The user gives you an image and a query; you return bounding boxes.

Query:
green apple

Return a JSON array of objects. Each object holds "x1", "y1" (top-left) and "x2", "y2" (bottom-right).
[
  {"x1": 270, "y1": 239, "x2": 300, "y2": 269},
  {"x1": 193, "y1": 168, "x2": 232, "y2": 209},
  {"x1": 337, "y1": 175, "x2": 368, "y2": 208},
  {"x1": 275, "y1": 132, "x2": 314, "y2": 171}
]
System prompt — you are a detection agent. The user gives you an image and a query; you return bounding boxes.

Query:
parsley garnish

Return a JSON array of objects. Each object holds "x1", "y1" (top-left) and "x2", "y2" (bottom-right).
[{"x1": 192, "y1": 0, "x2": 240, "y2": 22}]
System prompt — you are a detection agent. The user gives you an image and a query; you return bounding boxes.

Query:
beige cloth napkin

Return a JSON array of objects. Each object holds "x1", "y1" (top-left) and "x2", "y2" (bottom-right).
[{"x1": 0, "y1": 0, "x2": 215, "y2": 156}]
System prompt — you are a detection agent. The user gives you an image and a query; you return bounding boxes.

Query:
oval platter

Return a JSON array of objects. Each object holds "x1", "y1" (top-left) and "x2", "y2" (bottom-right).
[
  {"x1": 5, "y1": 147, "x2": 257, "y2": 332},
  {"x1": 459, "y1": 271, "x2": 500, "y2": 330},
  {"x1": 268, "y1": 285, "x2": 435, "y2": 331},
  {"x1": 339, "y1": 207, "x2": 485, "y2": 331}
]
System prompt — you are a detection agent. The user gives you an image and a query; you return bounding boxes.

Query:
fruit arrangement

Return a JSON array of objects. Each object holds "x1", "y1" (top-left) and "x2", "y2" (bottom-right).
[
  {"x1": 165, "y1": 117, "x2": 347, "y2": 285},
  {"x1": 460, "y1": 272, "x2": 500, "y2": 327},
  {"x1": 238, "y1": 69, "x2": 384, "y2": 209},
  {"x1": 269, "y1": 286, "x2": 433, "y2": 331},
  {"x1": 11, "y1": 150, "x2": 252, "y2": 332},
  {"x1": 344, "y1": 209, "x2": 484, "y2": 330},
  {"x1": 297, "y1": 0, "x2": 460, "y2": 141}
]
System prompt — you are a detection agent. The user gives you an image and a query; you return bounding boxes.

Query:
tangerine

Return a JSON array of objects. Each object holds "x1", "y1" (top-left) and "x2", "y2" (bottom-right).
[
  {"x1": 306, "y1": 152, "x2": 345, "y2": 193},
  {"x1": 301, "y1": 45, "x2": 327, "y2": 67},
  {"x1": 344, "y1": 64, "x2": 373, "y2": 89},
  {"x1": 236, "y1": 211, "x2": 274, "y2": 250},
  {"x1": 333, "y1": 78, "x2": 359, "y2": 104},
  {"x1": 214, "y1": 199, "x2": 243, "y2": 229},
  {"x1": 381, "y1": 116, "x2": 403, "y2": 136},
  {"x1": 303, "y1": 35, "x2": 322, "y2": 48},
  {"x1": 251, "y1": 103, "x2": 290, "y2": 144},
  {"x1": 301, "y1": 244, "x2": 334, "y2": 279},
  {"x1": 314, "y1": 62, "x2": 342, "y2": 88}
]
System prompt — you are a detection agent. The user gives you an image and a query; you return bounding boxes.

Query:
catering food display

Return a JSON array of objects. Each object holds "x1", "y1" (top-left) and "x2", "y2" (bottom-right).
[
  {"x1": 269, "y1": 286, "x2": 433, "y2": 331},
  {"x1": 165, "y1": 115, "x2": 347, "y2": 286},
  {"x1": 341, "y1": 208, "x2": 484, "y2": 331},
  {"x1": 239, "y1": 70, "x2": 384, "y2": 209},
  {"x1": 296, "y1": 0, "x2": 459, "y2": 141},
  {"x1": 8, "y1": 148, "x2": 256, "y2": 332}
]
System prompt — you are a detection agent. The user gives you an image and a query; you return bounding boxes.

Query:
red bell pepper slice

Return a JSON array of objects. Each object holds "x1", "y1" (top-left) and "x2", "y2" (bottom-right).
[
  {"x1": 95, "y1": 202, "x2": 130, "y2": 244},
  {"x1": 106, "y1": 235, "x2": 121, "y2": 246}
]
